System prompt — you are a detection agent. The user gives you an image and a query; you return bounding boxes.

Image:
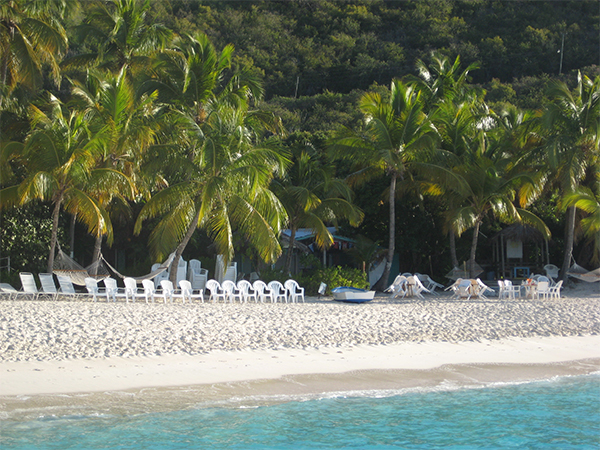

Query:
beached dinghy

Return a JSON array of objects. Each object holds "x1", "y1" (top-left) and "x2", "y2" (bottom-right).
[{"x1": 331, "y1": 286, "x2": 375, "y2": 303}]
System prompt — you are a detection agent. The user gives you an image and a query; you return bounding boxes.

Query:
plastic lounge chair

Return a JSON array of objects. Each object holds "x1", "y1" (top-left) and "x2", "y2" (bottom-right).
[
  {"x1": 123, "y1": 277, "x2": 146, "y2": 303},
  {"x1": 179, "y1": 280, "x2": 204, "y2": 303},
  {"x1": 268, "y1": 281, "x2": 287, "y2": 303},
  {"x1": 503, "y1": 280, "x2": 521, "y2": 300},
  {"x1": 222, "y1": 280, "x2": 243, "y2": 303},
  {"x1": 284, "y1": 279, "x2": 305, "y2": 303},
  {"x1": 142, "y1": 279, "x2": 156, "y2": 303},
  {"x1": 0, "y1": 283, "x2": 19, "y2": 300},
  {"x1": 205, "y1": 279, "x2": 227, "y2": 303},
  {"x1": 406, "y1": 276, "x2": 430, "y2": 299},
  {"x1": 56, "y1": 274, "x2": 83, "y2": 299},
  {"x1": 19, "y1": 272, "x2": 40, "y2": 300},
  {"x1": 38, "y1": 273, "x2": 59, "y2": 300},
  {"x1": 160, "y1": 280, "x2": 186, "y2": 304},
  {"x1": 475, "y1": 278, "x2": 495, "y2": 299},
  {"x1": 103, "y1": 277, "x2": 127, "y2": 302},
  {"x1": 544, "y1": 264, "x2": 560, "y2": 282},
  {"x1": 253, "y1": 280, "x2": 274, "y2": 303},
  {"x1": 386, "y1": 275, "x2": 409, "y2": 298},
  {"x1": 237, "y1": 280, "x2": 258, "y2": 303},
  {"x1": 85, "y1": 277, "x2": 102, "y2": 302}
]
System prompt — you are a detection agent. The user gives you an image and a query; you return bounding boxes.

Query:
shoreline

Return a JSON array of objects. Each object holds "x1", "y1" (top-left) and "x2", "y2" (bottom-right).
[{"x1": 1, "y1": 335, "x2": 599, "y2": 397}]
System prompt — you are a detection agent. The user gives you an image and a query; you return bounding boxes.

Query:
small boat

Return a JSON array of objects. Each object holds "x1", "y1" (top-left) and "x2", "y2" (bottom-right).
[{"x1": 331, "y1": 286, "x2": 375, "y2": 303}]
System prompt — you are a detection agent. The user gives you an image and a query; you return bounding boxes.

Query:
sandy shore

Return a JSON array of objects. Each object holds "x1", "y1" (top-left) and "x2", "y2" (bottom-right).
[{"x1": 0, "y1": 281, "x2": 598, "y2": 399}]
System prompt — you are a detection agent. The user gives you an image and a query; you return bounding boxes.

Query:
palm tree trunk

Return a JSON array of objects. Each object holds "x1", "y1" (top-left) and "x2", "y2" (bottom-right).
[
  {"x1": 47, "y1": 198, "x2": 63, "y2": 273},
  {"x1": 92, "y1": 234, "x2": 102, "y2": 266},
  {"x1": 69, "y1": 214, "x2": 76, "y2": 257},
  {"x1": 469, "y1": 220, "x2": 481, "y2": 278},
  {"x1": 169, "y1": 214, "x2": 199, "y2": 284},
  {"x1": 374, "y1": 172, "x2": 397, "y2": 291},
  {"x1": 449, "y1": 229, "x2": 459, "y2": 268},
  {"x1": 283, "y1": 226, "x2": 297, "y2": 275},
  {"x1": 560, "y1": 205, "x2": 576, "y2": 281}
]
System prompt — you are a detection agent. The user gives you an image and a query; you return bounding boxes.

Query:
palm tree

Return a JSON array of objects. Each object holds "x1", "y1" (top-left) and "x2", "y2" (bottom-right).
[
  {"x1": 330, "y1": 79, "x2": 437, "y2": 290},
  {"x1": 0, "y1": 95, "x2": 130, "y2": 272},
  {"x1": 541, "y1": 72, "x2": 600, "y2": 279},
  {"x1": 135, "y1": 102, "x2": 289, "y2": 284},
  {"x1": 561, "y1": 187, "x2": 600, "y2": 266},
  {"x1": 62, "y1": 0, "x2": 171, "y2": 77},
  {"x1": 272, "y1": 139, "x2": 364, "y2": 274}
]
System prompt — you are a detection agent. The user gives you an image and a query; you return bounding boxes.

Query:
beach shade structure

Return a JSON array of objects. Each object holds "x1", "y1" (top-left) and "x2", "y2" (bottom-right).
[
  {"x1": 19, "y1": 272, "x2": 40, "y2": 300},
  {"x1": 445, "y1": 262, "x2": 484, "y2": 281},
  {"x1": 284, "y1": 279, "x2": 305, "y2": 303},
  {"x1": 0, "y1": 283, "x2": 19, "y2": 300},
  {"x1": 253, "y1": 280, "x2": 274, "y2": 303},
  {"x1": 567, "y1": 263, "x2": 600, "y2": 283},
  {"x1": 237, "y1": 280, "x2": 258, "y2": 303},
  {"x1": 56, "y1": 274, "x2": 84, "y2": 300},
  {"x1": 268, "y1": 281, "x2": 288, "y2": 303},
  {"x1": 38, "y1": 273, "x2": 59, "y2": 300},
  {"x1": 179, "y1": 279, "x2": 204, "y2": 303},
  {"x1": 160, "y1": 280, "x2": 187, "y2": 304},
  {"x1": 205, "y1": 279, "x2": 227, "y2": 303},
  {"x1": 222, "y1": 280, "x2": 243, "y2": 303}
]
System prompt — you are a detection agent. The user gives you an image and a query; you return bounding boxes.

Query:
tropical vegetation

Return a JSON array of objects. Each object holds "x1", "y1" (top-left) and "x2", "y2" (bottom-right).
[{"x1": 1, "y1": 0, "x2": 599, "y2": 291}]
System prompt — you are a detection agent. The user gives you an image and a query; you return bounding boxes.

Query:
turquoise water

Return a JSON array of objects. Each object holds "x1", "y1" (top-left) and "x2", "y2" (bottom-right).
[{"x1": 2, "y1": 374, "x2": 599, "y2": 449}]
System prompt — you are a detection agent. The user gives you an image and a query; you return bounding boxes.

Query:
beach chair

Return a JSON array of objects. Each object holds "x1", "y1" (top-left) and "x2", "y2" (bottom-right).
[
  {"x1": 188, "y1": 259, "x2": 208, "y2": 290},
  {"x1": 222, "y1": 280, "x2": 243, "y2": 303},
  {"x1": 548, "y1": 280, "x2": 563, "y2": 300},
  {"x1": 386, "y1": 275, "x2": 408, "y2": 298},
  {"x1": 268, "y1": 281, "x2": 287, "y2": 303},
  {"x1": 123, "y1": 277, "x2": 145, "y2": 303},
  {"x1": 56, "y1": 274, "x2": 83, "y2": 300},
  {"x1": 544, "y1": 264, "x2": 560, "y2": 283},
  {"x1": 205, "y1": 279, "x2": 227, "y2": 303},
  {"x1": 142, "y1": 279, "x2": 157, "y2": 303},
  {"x1": 19, "y1": 272, "x2": 40, "y2": 300},
  {"x1": 38, "y1": 273, "x2": 59, "y2": 300},
  {"x1": 160, "y1": 280, "x2": 186, "y2": 304},
  {"x1": 85, "y1": 277, "x2": 102, "y2": 302},
  {"x1": 179, "y1": 279, "x2": 204, "y2": 303},
  {"x1": 416, "y1": 273, "x2": 444, "y2": 292},
  {"x1": 253, "y1": 280, "x2": 274, "y2": 303},
  {"x1": 0, "y1": 283, "x2": 19, "y2": 300},
  {"x1": 475, "y1": 278, "x2": 495, "y2": 299},
  {"x1": 284, "y1": 279, "x2": 305, "y2": 303},
  {"x1": 453, "y1": 279, "x2": 473, "y2": 300},
  {"x1": 237, "y1": 280, "x2": 258, "y2": 303},
  {"x1": 406, "y1": 276, "x2": 430, "y2": 299},
  {"x1": 535, "y1": 280, "x2": 551, "y2": 300},
  {"x1": 103, "y1": 277, "x2": 127, "y2": 302}
]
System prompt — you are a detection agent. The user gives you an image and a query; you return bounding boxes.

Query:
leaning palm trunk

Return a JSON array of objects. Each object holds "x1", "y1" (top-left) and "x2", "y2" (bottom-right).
[
  {"x1": 374, "y1": 173, "x2": 397, "y2": 291},
  {"x1": 469, "y1": 220, "x2": 481, "y2": 278},
  {"x1": 560, "y1": 205, "x2": 577, "y2": 281},
  {"x1": 169, "y1": 215, "x2": 199, "y2": 284},
  {"x1": 91, "y1": 234, "x2": 103, "y2": 274},
  {"x1": 47, "y1": 198, "x2": 63, "y2": 273}
]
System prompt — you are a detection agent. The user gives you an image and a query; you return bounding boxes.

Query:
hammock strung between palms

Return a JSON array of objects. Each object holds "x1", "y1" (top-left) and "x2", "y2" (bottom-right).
[
  {"x1": 567, "y1": 263, "x2": 600, "y2": 283},
  {"x1": 99, "y1": 252, "x2": 176, "y2": 283},
  {"x1": 53, "y1": 247, "x2": 111, "y2": 286}
]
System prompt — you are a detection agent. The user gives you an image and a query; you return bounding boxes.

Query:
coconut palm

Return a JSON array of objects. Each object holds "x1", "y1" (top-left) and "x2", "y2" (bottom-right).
[
  {"x1": 330, "y1": 79, "x2": 438, "y2": 290},
  {"x1": 272, "y1": 140, "x2": 364, "y2": 274},
  {"x1": 0, "y1": 95, "x2": 131, "y2": 272},
  {"x1": 561, "y1": 187, "x2": 600, "y2": 265},
  {"x1": 135, "y1": 102, "x2": 289, "y2": 284},
  {"x1": 540, "y1": 72, "x2": 600, "y2": 279},
  {"x1": 62, "y1": 0, "x2": 171, "y2": 77}
]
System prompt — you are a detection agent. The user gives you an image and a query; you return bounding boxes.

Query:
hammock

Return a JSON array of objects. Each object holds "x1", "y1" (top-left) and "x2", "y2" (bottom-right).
[
  {"x1": 100, "y1": 252, "x2": 176, "y2": 283},
  {"x1": 567, "y1": 263, "x2": 600, "y2": 283},
  {"x1": 53, "y1": 247, "x2": 110, "y2": 286}
]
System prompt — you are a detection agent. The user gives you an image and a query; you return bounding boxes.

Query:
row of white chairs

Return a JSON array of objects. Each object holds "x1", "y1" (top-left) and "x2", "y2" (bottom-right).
[{"x1": 205, "y1": 279, "x2": 304, "y2": 303}]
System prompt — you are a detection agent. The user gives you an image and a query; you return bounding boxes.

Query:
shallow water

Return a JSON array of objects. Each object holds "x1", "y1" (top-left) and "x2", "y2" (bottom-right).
[{"x1": 1, "y1": 372, "x2": 599, "y2": 449}]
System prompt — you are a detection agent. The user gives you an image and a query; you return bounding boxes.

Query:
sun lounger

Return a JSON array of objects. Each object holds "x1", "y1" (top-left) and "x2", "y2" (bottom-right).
[
  {"x1": 20, "y1": 272, "x2": 40, "y2": 300},
  {"x1": 0, "y1": 283, "x2": 19, "y2": 300}
]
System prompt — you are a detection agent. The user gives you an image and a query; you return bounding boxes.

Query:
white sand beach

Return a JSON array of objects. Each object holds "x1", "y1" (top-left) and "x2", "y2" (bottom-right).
[{"x1": 0, "y1": 281, "x2": 598, "y2": 399}]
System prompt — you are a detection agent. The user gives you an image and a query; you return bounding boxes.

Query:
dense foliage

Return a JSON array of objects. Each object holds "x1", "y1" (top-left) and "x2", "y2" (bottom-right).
[{"x1": 1, "y1": 0, "x2": 599, "y2": 289}]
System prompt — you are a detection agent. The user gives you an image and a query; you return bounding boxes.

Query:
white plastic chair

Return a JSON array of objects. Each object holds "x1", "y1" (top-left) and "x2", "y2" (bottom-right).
[
  {"x1": 416, "y1": 273, "x2": 444, "y2": 292},
  {"x1": 284, "y1": 279, "x2": 305, "y2": 303},
  {"x1": 179, "y1": 279, "x2": 203, "y2": 303},
  {"x1": 160, "y1": 280, "x2": 186, "y2": 304},
  {"x1": 253, "y1": 280, "x2": 274, "y2": 303},
  {"x1": 85, "y1": 277, "x2": 101, "y2": 302},
  {"x1": 19, "y1": 272, "x2": 40, "y2": 300},
  {"x1": 142, "y1": 279, "x2": 156, "y2": 303},
  {"x1": 124, "y1": 277, "x2": 145, "y2": 303},
  {"x1": 38, "y1": 273, "x2": 59, "y2": 300},
  {"x1": 386, "y1": 275, "x2": 409, "y2": 298},
  {"x1": 268, "y1": 281, "x2": 287, "y2": 303},
  {"x1": 237, "y1": 280, "x2": 258, "y2": 303},
  {"x1": 56, "y1": 275, "x2": 82, "y2": 300},
  {"x1": 222, "y1": 280, "x2": 243, "y2": 303},
  {"x1": 453, "y1": 279, "x2": 473, "y2": 300},
  {"x1": 475, "y1": 278, "x2": 495, "y2": 299},
  {"x1": 503, "y1": 280, "x2": 521, "y2": 300},
  {"x1": 544, "y1": 264, "x2": 559, "y2": 282},
  {"x1": 152, "y1": 263, "x2": 169, "y2": 288},
  {"x1": 536, "y1": 280, "x2": 551, "y2": 300},
  {"x1": 0, "y1": 283, "x2": 19, "y2": 300},
  {"x1": 188, "y1": 259, "x2": 208, "y2": 290},
  {"x1": 206, "y1": 279, "x2": 227, "y2": 303},
  {"x1": 103, "y1": 277, "x2": 127, "y2": 302},
  {"x1": 406, "y1": 276, "x2": 430, "y2": 299},
  {"x1": 548, "y1": 280, "x2": 563, "y2": 300}
]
